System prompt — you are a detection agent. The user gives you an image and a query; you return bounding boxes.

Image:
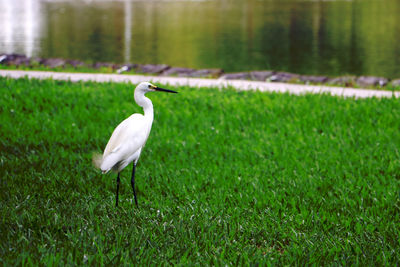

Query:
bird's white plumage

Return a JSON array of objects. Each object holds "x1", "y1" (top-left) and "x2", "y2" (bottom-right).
[
  {"x1": 100, "y1": 113, "x2": 151, "y2": 173},
  {"x1": 95, "y1": 81, "x2": 165, "y2": 174},
  {"x1": 93, "y1": 82, "x2": 177, "y2": 207}
]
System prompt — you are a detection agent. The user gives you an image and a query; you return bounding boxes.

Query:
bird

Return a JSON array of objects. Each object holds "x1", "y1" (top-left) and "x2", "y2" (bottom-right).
[{"x1": 93, "y1": 82, "x2": 177, "y2": 207}]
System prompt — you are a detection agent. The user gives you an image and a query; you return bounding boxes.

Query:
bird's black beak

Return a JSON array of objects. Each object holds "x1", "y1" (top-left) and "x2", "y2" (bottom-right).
[{"x1": 154, "y1": 87, "x2": 178, "y2": 93}]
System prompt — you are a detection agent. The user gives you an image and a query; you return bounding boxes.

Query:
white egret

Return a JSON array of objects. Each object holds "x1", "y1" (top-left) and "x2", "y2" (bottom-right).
[{"x1": 93, "y1": 82, "x2": 177, "y2": 207}]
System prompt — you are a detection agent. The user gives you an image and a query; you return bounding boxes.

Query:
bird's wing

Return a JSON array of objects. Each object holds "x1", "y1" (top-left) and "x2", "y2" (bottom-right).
[{"x1": 101, "y1": 114, "x2": 150, "y2": 172}]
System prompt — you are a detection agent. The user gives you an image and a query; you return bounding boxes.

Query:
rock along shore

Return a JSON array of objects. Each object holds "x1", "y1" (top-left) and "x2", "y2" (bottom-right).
[{"x1": 1, "y1": 53, "x2": 400, "y2": 89}]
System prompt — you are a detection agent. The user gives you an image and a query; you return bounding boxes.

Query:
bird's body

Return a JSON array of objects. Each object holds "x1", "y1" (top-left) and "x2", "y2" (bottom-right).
[
  {"x1": 100, "y1": 113, "x2": 150, "y2": 173},
  {"x1": 94, "y1": 82, "x2": 177, "y2": 207}
]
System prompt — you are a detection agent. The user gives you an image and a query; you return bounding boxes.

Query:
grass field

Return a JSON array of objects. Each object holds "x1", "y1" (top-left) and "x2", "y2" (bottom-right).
[{"x1": 1, "y1": 77, "x2": 399, "y2": 265}]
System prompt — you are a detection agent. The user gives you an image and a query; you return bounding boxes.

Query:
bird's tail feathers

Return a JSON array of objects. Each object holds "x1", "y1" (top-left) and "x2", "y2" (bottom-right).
[{"x1": 92, "y1": 152, "x2": 107, "y2": 173}]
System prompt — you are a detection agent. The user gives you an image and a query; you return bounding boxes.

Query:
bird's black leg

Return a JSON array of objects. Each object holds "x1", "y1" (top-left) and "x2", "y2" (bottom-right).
[
  {"x1": 131, "y1": 163, "x2": 138, "y2": 207},
  {"x1": 116, "y1": 172, "x2": 121, "y2": 207}
]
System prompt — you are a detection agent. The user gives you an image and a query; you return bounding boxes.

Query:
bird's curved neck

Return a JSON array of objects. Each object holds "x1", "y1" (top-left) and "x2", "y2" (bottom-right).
[{"x1": 135, "y1": 92, "x2": 154, "y2": 119}]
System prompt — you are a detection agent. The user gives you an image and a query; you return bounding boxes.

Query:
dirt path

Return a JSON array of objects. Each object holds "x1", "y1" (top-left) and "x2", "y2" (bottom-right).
[{"x1": 1, "y1": 69, "x2": 398, "y2": 99}]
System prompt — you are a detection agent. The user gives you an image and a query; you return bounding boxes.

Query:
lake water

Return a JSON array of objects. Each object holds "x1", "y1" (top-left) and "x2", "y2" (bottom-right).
[{"x1": 1, "y1": 0, "x2": 399, "y2": 78}]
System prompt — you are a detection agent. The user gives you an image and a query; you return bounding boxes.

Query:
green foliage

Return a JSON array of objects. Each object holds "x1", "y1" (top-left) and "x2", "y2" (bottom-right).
[{"x1": 0, "y1": 77, "x2": 399, "y2": 265}]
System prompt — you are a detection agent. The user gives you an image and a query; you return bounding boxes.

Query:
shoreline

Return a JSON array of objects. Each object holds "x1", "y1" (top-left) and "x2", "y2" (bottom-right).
[
  {"x1": 1, "y1": 53, "x2": 400, "y2": 91},
  {"x1": 1, "y1": 69, "x2": 399, "y2": 99}
]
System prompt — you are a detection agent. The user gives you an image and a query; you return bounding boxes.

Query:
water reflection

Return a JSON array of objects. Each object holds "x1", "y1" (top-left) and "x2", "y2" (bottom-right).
[
  {"x1": 0, "y1": 0, "x2": 44, "y2": 57},
  {"x1": 124, "y1": 0, "x2": 132, "y2": 63},
  {"x1": 0, "y1": 0, "x2": 399, "y2": 77}
]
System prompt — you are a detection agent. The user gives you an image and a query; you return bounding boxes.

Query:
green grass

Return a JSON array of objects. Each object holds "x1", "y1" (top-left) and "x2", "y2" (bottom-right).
[{"x1": 0, "y1": 77, "x2": 399, "y2": 265}]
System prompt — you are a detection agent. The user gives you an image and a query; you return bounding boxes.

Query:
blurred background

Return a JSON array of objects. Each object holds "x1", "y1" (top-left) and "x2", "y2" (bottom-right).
[{"x1": 0, "y1": 0, "x2": 399, "y2": 78}]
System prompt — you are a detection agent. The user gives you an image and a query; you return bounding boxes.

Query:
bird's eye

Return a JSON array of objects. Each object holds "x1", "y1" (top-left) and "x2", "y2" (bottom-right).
[{"x1": 148, "y1": 85, "x2": 152, "y2": 88}]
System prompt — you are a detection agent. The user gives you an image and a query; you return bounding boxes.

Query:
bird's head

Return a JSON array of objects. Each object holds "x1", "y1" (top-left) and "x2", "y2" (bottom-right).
[{"x1": 135, "y1": 82, "x2": 178, "y2": 94}]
